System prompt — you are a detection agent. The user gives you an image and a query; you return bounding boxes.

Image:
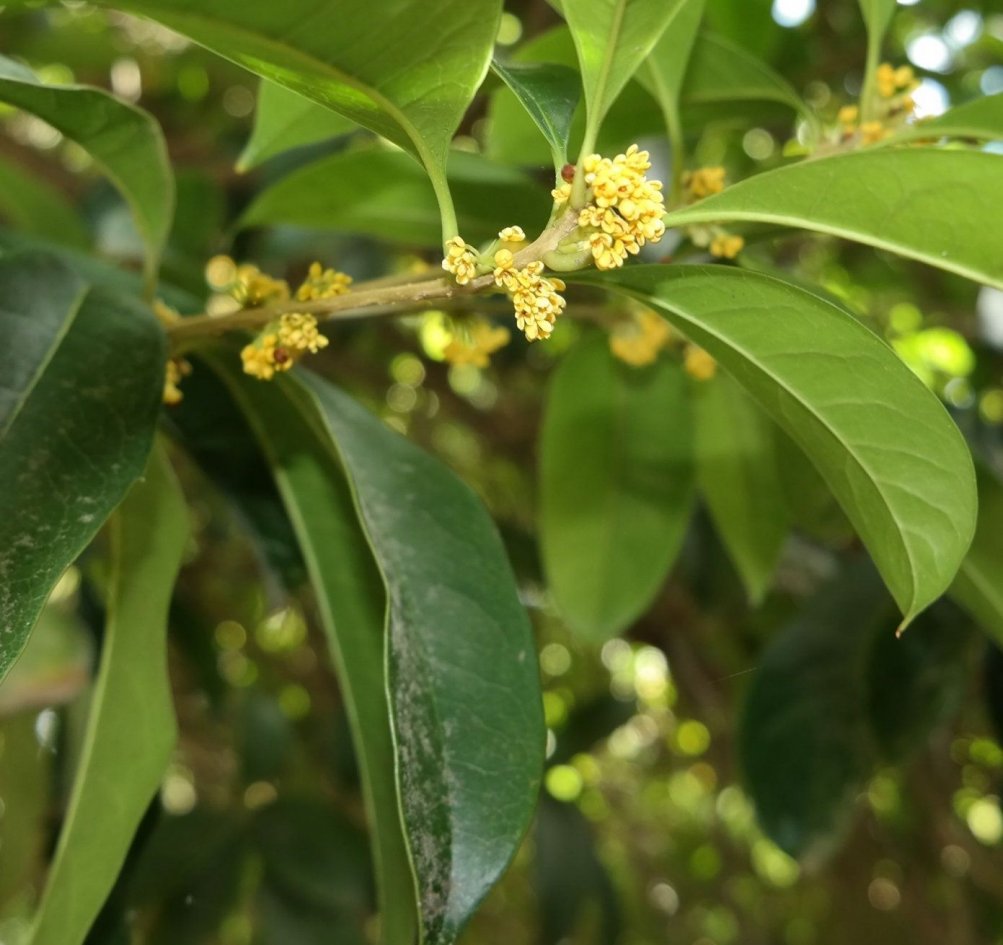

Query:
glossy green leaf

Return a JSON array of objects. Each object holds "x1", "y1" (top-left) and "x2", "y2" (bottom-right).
[
  {"x1": 663, "y1": 149, "x2": 1003, "y2": 290},
  {"x1": 202, "y1": 353, "x2": 416, "y2": 945},
  {"x1": 573, "y1": 265, "x2": 976, "y2": 626},
  {"x1": 28, "y1": 444, "x2": 187, "y2": 945},
  {"x1": 0, "y1": 156, "x2": 89, "y2": 251},
  {"x1": 693, "y1": 370, "x2": 788, "y2": 604},
  {"x1": 678, "y1": 31, "x2": 806, "y2": 115},
  {"x1": 951, "y1": 463, "x2": 1003, "y2": 648},
  {"x1": 561, "y1": 0, "x2": 689, "y2": 155},
  {"x1": 640, "y1": 0, "x2": 705, "y2": 114},
  {"x1": 89, "y1": 0, "x2": 503, "y2": 239},
  {"x1": 490, "y1": 59, "x2": 581, "y2": 167},
  {"x1": 540, "y1": 335, "x2": 695, "y2": 640},
  {"x1": 238, "y1": 80, "x2": 358, "y2": 171},
  {"x1": 240, "y1": 149, "x2": 550, "y2": 247},
  {"x1": 891, "y1": 94, "x2": 1003, "y2": 144},
  {"x1": 0, "y1": 54, "x2": 172, "y2": 286},
  {"x1": 0, "y1": 252, "x2": 165, "y2": 683},
  {"x1": 740, "y1": 562, "x2": 891, "y2": 859},
  {"x1": 294, "y1": 370, "x2": 544, "y2": 945}
]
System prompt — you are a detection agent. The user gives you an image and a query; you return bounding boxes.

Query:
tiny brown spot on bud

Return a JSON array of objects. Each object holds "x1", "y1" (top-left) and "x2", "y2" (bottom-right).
[
  {"x1": 561, "y1": 163, "x2": 576, "y2": 182},
  {"x1": 273, "y1": 347, "x2": 290, "y2": 364}
]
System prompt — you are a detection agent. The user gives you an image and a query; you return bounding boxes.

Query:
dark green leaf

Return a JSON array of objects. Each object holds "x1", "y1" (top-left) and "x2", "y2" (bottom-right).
[
  {"x1": 238, "y1": 80, "x2": 358, "y2": 171},
  {"x1": 740, "y1": 562, "x2": 890, "y2": 859},
  {"x1": 295, "y1": 370, "x2": 545, "y2": 945},
  {"x1": 29, "y1": 444, "x2": 188, "y2": 945},
  {"x1": 663, "y1": 150, "x2": 1003, "y2": 290},
  {"x1": 573, "y1": 265, "x2": 976, "y2": 626},
  {"x1": 0, "y1": 54, "x2": 172, "y2": 286},
  {"x1": 239, "y1": 149, "x2": 550, "y2": 247},
  {"x1": 0, "y1": 252, "x2": 165, "y2": 683},
  {"x1": 202, "y1": 352, "x2": 416, "y2": 945},
  {"x1": 490, "y1": 59, "x2": 581, "y2": 167},
  {"x1": 693, "y1": 371, "x2": 788, "y2": 604},
  {"x1": 89, "y1": 0, "x2": 502, "y2": 238},
  {"x1": 0, "y1": 155, "x2": 90, "y2": 251},
  {"x1": 540, "y1": 335, "x2": 695, "y2": 640}
]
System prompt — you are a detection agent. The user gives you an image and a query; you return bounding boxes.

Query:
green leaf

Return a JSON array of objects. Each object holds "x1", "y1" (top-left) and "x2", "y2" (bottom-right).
[
  {"x1": 693, "y1": 371, "x2": 789, "y2": 604},
  {"x1": 490, "y1": 59, "x2": 581, "y2": 167},
  {"x1": 540, "y1": 335, "x2": 695, "y2": 641},
  {"x1": 0, "y1": 54, "x2": 173, "y2": 287},
  {"x1": 951, "y1": 463, "x2": 1003, "y2": 648},
  {"x1": 678, "y1": 31, "x2": 807, "y2": 115},
  {"x1": 294, "y1": 370, "x2": 544, "y2": 945},
  {"x1": 891, "y1": 94, "x2": 1003, "y2": 144},
  {"x1": 573, "y1": 265, "x2": 976, "y2": 626},
  {"x1": 28, "y1": 443, "x2": 187, "y2": 945},
  {"x1": 0, "y1": 155, "x2": 90, "y2": 251},
  {"x1": 239, "y1": 149, "x2": 550, "y2": 247},
  {"x1": 238, "y1": 80, "x2": 357, "y2": 171},
  {"x1": 201, "y1": 353, "x2": 416, "y2": 945},
  {"x1": 739, "y1": 562, "x2": 891, "y2": 859},
  {"x1": 89, "y1": 0, "x2": 503, "y2": 240},
  {"x1": 857, "y1": 0, "x2": 897, "y2": 45},
  {"x1": 0, "y1": 252, "x2": 166, "y2": 683},
  {"x1": 640, "y1": 0, "x2": 705, "y2": 116},
  {"x1": 663, "y1": 149, "x2": 1003, "y2": 290},
  {"x1": 561, "y1": 0, "x2": 689, "y2": 157}
]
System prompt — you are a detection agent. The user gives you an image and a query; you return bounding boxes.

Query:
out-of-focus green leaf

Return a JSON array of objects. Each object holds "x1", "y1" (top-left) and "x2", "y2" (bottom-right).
[
  {"x1": 203, "y1": 353, "x2": 416, "y2": 945},
  {"x1": 740, "y1": 563, "x2": 891, "y2": 860},
  {"x1": 28, "y1": 444, "x2": 187, "y2": 945},
  {"x1": 295, "y1": 370, "x2": 544, "y2": 945},
  {"x1": 490, "y1": 59, "x2": 581, "y2": 167},
  {"x1": 239, "y1": 148, "x2": 549, "y2": 247},
  {"x1": 952, "y1": 463, "x2": 1003, "y2": 647},
  {"x1": 238, "y1": 80, "x2": 358, "y2": 170},
  {"x1": 561, "y1": 0, "x2": 689, "y2": 155},
  {"x1": 693, "y1": 371, "x2": 788, "y2": 604},
  {"x1": 891, "y1": 94, "x2": 1003, "y2": 144},
  {"x1": 857, "y1": 0, "x2": 897, "y2": 45},
  {"x1": 663, "y1": 150, "x2": 1003, "y2": 290},
  {"x1": 0, "y1": 156, "x2": 89, "y2": 250},
  {"x1": 540, "y1": 335, "x2": 694, "y2": 641},
  {"x1": 0, "y1": 252, "x2": 165, "y2": 684},
  {"x1": 0, "y1": 54, "x2": 172, "y2": 286},
  {"x1": 89, "y1": 0, "x2": 502, "y2": 239},
  {"x1": 574, "y1": 265, "x2": 976, "y2": 627},
  {"x1": 640, "y1": 0, "x2": 705, "y2": 114}
]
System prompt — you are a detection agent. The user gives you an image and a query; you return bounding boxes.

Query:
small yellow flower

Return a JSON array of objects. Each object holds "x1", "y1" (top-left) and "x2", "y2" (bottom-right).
[
  {"x1": 442, "y1": 236, "x2": 479, "y2": 285},
  {"x1": 893, "y1": 65, "x2": 916, "y2": 91},
  {"x1": 859, "y1": 120, "x2": 888, "y2": 144},
  {"x1": 551, "y1": 181, "x2": 572, "y2": 203},
  {"x1": 876, "y1": 62, "x2": 897, "y2": 98},
  {"x1": 609, "y1": 309, "x2": 671, "y2": 367},
  {"x1": 837, "y1": 104, "x2": 859, "y2": 128},
  {"x1": 498, "y1": 225, "x2": 526, "y2": 244},
  {"x1": 240, "y1": 313, "x2": 328, "y2": 380},
  {"x1": 276, "y1": 312, "x2": 329, "y2": 354},
  {"x1": 296, "y1": 261, "x2": 352, "y2": 300},
  {"x1": 230, "y1": 264, "x2": 290, "y2": 307},
  {"x1": 205, "y1": 254, "x2": 238, "y2": 291},
  {"x1": 710, "y1": 233, "x2": 744, "y2": 259},
  {"x1": 684, "y1": 344, "x2": 717, "y2": 381},
  {"x1": 162, "y1": 358, "x2": 192, "y2": 404},
  {"x1": 684, "y1": 166, "x2": 727, "y2": 200},
  {"x1": 443, "y1": 318, "x2": 511, "y2": 367}
]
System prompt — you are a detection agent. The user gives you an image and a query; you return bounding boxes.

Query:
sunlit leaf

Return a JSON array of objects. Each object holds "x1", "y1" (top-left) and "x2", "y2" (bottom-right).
[
  {"x1": 573, "y1": 265, "x2": 976, "y2": 626},
  {"x1": 891, "y1": 94, "x2": 1003, "y2": 144},
  {"x1": 0, "y1": 54, "x2": 172, "y2": 287},
  {"x1": 663, "y1": 149, "x2": 1003, "y2": 290},
  {"x1": 540, "y1": 334, "x2": 695, "y2": 640},
  {"x1": 28, "y1": 444, "x2": 187, "y2": 945},
  {"x1": 0, "y1": 252, "x2": 165, "y2": 683}
]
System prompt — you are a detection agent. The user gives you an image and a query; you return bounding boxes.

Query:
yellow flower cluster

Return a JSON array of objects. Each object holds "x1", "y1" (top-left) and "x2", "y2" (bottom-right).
[
  {"x1": 609, "y1": 309, "x2": 672, "y2": 367},
  {"x1": 443, "y1": 318, "x2": 511, "y2": 367},
  {"x1": 835, "y1": 64, "x2": 919, "y2": 146},
  {"x1": 569, "y1": 146, "x2": 666, "y2": 271},
  {"x1": 498, "y1": 225, "x2": 527, "y2": 244},
  {"x1": 162, "y1": 357, "x2": 192, "y2": 405},
  {"x1": 684, "y1": 344, "x2": 717, "y2": 381},
  {"x1": 710, "y1": 233, "x2": 745, "y2": 259},
  {"x1": 494, "y1": 255, "x2": 566, "y2": 341},
  {"x1": 296, "y1": 261, "x2": 353, "y2": 300},
  {"x1": 442, "y1": 236, "x2": 479, "y2": 285},
  {"x1": 684, "y1": 166, "x2": 727, "y2": 201},
  {"x1": 240, "y1": 312, "x2": 329, "y2": 381},
  {"x1": 876, "y1": 63, "x2": 918, "y2": 99}
]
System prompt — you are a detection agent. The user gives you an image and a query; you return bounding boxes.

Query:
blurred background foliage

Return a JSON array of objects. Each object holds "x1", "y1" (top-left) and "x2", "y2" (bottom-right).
[{"x1": 2, "y1": 0, "x2": 1003, "y2": 943}]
